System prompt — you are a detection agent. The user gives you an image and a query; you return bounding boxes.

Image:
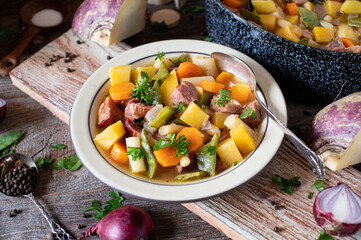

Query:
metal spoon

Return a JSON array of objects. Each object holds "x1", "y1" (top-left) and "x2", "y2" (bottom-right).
[
  {"x1": 0, "y1": 153, "x2": 74, "y2": 240},
  {"x1": 211, "y1": 52, "x2": 325, "y2": 178}
]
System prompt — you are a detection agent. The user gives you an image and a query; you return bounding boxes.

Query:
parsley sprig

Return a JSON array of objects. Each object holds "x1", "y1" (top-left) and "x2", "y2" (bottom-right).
[
  {"x1": 206, "y1": 145, "x2": 216, "y2": 156},
  {"x1": 317, "y1": 230, "x2": 334, "y2": 240},
  {"x1": 214, "y1": 89, "x2": 231, "y2": 107},
  {"x1": 176, "y1": 101, "x2": 186, "y2": 112},
  {"x1": 272, "y1": 174, "x2": 300, "y2": 195},
  {"x1": 126, "y1": 147, "x2": 145, "y2": 161},
  {"x1": 130, "y1": 71, "x2": 153, "y2": 104},
  {"x1": 155, "y1": 51, "x2": 165, "y2": 61},
  {"x1": 239, "y1": 107, "x2": 257, "y2": 120},
  {"x1": 35, "y1": 157, "x2": 54, "y2": 170},
  {"x1": 83, "y1": 190, "x2": 124, "y2": 220},
  {"x1": 53, "y1": 154, "x2": 82, "y2": 171},
  {"x1": 313, "y1": 180, "x2": 324, "y2": 191},
  {"x1": 153, "y1": 133, "x2": 190, "y2": 157}
]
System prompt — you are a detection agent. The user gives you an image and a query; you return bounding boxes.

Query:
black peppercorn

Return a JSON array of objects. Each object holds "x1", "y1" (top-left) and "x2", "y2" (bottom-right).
[
  {"x1": 77, "y1": 224, "x2": 85, "y2": 229},
  {"x1": 107, "y1": 55, "x2": 112, "y2": 60},
  {"x1": 82, "y1": 213, "x2": 91, "y2": 218},
  {"x1": 275, "y1": 205, "x2": 281, "y2": 210},
  {"x1": 271, "y1": 200, "x2": 276, "y2": 205},
  {"x1": 295, "y1": 181, "x2": 301, "y2": 187},
  {"x1": 273, "y1": 227, "x2": 280, "y2": 232}
]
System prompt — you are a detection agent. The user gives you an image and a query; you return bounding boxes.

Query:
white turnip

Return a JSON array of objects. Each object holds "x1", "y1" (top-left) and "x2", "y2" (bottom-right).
[{"x1": 0, "y1": 98, "x2": 6, "y2": 123}]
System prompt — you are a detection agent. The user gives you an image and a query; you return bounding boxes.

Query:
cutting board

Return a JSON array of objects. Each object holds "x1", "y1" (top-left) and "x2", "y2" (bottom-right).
[{"x1": 10, "y1": 29, "x2": 361, "y2": 240}]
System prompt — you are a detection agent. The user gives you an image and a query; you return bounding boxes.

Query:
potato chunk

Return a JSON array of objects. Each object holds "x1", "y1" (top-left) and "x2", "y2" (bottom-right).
[
  {"x1": 217, "y1": 138, "x2": 244, "y2": 167},
  {"x1": 180, "y1": 102, "x2": 209, "y2": 130},
  {"x1": 94, "y1": 121, "x2": 126, "y2": 151},
  {"x1": 110, "y1": 65, "x2": 131, "y2": 85},
  {"x1": 230, "y1": 123, "x2": 256, "y2": 155}
]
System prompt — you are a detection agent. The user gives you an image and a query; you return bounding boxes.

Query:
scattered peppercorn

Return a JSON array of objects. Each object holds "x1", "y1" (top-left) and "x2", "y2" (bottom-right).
[
  {"x1": 107, "y1": 55, "x2": 112, "y2": 60},
  {"x1": 275, "y1": 205, "x2": 281, "y2": 210},
  {"x1": 0, "y1": 164, "x2": 37, "y2": 196},
  {"x1": 273, "y1": 226, "x2": 281, "y2": 232},
  {"x1": 9, "y1": 212, "x2": 16, "y2": 217},
  {"x1": 66, "y1": 68, "x2": 75, "y2": 73},
  {"x1": 76, "y1": 40, "x2": 84, "y2": 44},
  {"x1": 77, "y1": 224, "x2": 86, "y2": 229},
  {"x1": 295, "y1": 181, "x2": 301, "y2": 187},
  {"x1": 44, "y1": 62, "x2": 52, "y2": 67},
  {"x1": 271, "y1": 200, "x2": 276, "y2": 206},
  {"x1": 13, "y1": 209, "x2": 22, "y2": 214}
]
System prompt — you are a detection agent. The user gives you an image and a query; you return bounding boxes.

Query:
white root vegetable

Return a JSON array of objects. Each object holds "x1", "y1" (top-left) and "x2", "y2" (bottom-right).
[
  {"x1": 72, "y1": 0, "x2": 146, "y2": 46},
  {"x1": 153, "y1": 58, "x2": 172, "y2": 70},
  {"x1": 125, "y1": 137, "x2": 146, "y2": 173},
  {"x1": 145, "y1": 104, "x2": 163, "y2": 123},
  {"x1": 191, "y1": 56, "x2": 219, "y2": 78},
  {"x1": 224, "y1": 115, "x2": 256, "y2": 138},
  {"x1": 158, "y1": 124, "x2": 184, "y2": 135},
  {"x1": 179, "y1": 155, "x2": 191, "y2": 167},
  {"x1": 181, "y1": 76, "x2": 215, "y2": 86}
]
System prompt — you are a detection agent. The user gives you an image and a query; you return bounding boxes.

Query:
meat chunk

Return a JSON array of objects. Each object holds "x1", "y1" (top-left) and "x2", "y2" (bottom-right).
[
  {"x1": 293, "y1": 0, "x2": 308, "y2": 5},
  {"x1": 219, "y1": 129, "x2": 230, "y2": 143},
  {"x1": 97, "y1": 97, "x2": 123, "y2": 128},
  {"x1": 171, "y1": 81, "x2": 199, "y2": 106},
  {"x1": 345, "y1": 45, "x2": 361, "y2": 53},
  {"x1": 117, "y1": 98, "x2": 139, "y2": 108},
  {"x1": 125, "y1": 102, "x2": 154, "y2": 121},
  {"x1": 301, "y1": 29, "x2": 313, "y2": 40},
  {"x1": 242, "y1": 100, "x2": 262, "y2": 128},
  {"x1": 124, "y1": 118, "x2": 142, "y2": 137},
  {"x1": 210, "y1": 95, "x2": 242, "y2": 114},
  {"x1": 325, "y1": 38, "x2": 345, "y2": 52}
]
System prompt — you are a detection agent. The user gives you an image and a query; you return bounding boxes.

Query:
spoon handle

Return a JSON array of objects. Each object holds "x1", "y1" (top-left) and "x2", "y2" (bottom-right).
[
  {"x1": 258, "y1": 100, "x2": 325, "y2": 178},
  {"x1": 26, "y1": 194, "x2": 74, "y2": 240}
]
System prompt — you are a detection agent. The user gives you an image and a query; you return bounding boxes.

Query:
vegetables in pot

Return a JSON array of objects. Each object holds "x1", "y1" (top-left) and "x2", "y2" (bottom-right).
[
  {"x1": 80, "y1": 205, "x2": 156, "y2": 240},
  {"x1": 313, "y1": 183, "x2": 361, "y2": 236},
  {"x1": 0, "y1": 98, "x2": 6, "y2": 123},
  {"x1": 305, "y1": 92, "x2": 361, "y2": 171},
  {"x1": 72, "y1": 0, "x2": 146, "y2": 46}
]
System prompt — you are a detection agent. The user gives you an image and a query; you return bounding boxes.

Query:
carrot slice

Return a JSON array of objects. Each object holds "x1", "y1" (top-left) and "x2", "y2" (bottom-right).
[
  {"x1": 216, "y1": 71, "x2": 233, "y2": 85},
  {"x1": 109, "y1": 82, "x2": 135, "y2": 101},
  {"x1": 177, "y1": 127, "x2": 204, "y2": 154},
  {"x1": 176, "y1": 62, "x2": 203, "y2": 79},
  {"x1": 199, "y1": 80, "x2": 225, "y2": 93},
  {"x1": 153, "y1": 147, "x2": 182, "y2": 167},
  {"x1": 230, "y1": 84, "x2": 250, "y2": 103},
  {"x1": 110, "y1": 141, "x2": 129, "y2": 164},
  {"x1": 222, "y1": 0, "x2": 243, "y2": 9},
  {"x1": 340, "y1": 37, "x2": 355, "y2": 48},
  {"x1": 286, "y1": 3, "x2": 298, "y2": 16}
]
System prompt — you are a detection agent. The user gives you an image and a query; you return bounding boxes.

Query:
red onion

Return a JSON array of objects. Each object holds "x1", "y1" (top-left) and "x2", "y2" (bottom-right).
[
  {"x1": 79, "y1": 205, "x2": 156, "y2": 240},
  {"x1": 0, "y1": 98, "x2": 7, "y2": 123},
  {"x1": 313, "y1": 183, "x2": 361, "y2": 236}
]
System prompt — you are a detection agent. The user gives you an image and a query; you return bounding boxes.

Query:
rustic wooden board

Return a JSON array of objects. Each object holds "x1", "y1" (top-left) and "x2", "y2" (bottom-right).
[{"x1": 9, "y1": 29, "x2": 361, "y2": 240}]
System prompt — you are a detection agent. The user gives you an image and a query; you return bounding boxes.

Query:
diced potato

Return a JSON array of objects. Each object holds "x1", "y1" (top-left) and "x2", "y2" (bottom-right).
[
  {"x1": 230, "y1": 123, "x2": 256, "y2": 155},
  {"x1": 224, "y1": 115, "x2": 256, "y2": 137},
  {"x1": 126, "y1": 137, "x2": 146, "y2": 173},
  {"x1": 110, "y1": 142, "x2": 129, "y2": 164},
  {"x1": 270, "y1": 6, "x2": 285, "y2": 19},
  {"x1": 211, "y1": 112, "x2": 231, "y2": 129},
  {"x1": 230, "y1": 83, "x2": 250, "y2": 104},
  {"x1": 287, "y1": 16, "x2": 299, "y2": 25},
  {"x1": 153, "y1": 57, "x2": 172, "y2": 70},
  {"x1": 251, "y1": 0, "x2": 277, "y2": 13},
  {"x1": 195, "y1": 86, "x2": 203, "y2": 97},
  {"x1": 260, "y1": 14, "x2": 277, "y2": 32},
  {"x1": 160, "y1": 70, "x2": 179, "y2": 106},
  {"x1": 191, "y1": 56, "x2": 219, "y2": 78},
  {"x1": 94, "y1": 121, "x2": 126, "y2": 151},
  {"x1": 292, "y1": 25, "x2": 303, "y2": 38},
  {"x1": 340, "y1": 0, "x2": 361, "y2": 14},
  {"x1": 282, "y1": 25, "x2": 300, "y2": 42},
  {"x1": 131, "y1": 66, "x2": 156, "y2": 81},
  {"x1": 180, "y1": 102, "x2": 209, "y2": 130},
  {"x1": 313, "y1": 27, "x2": 335, "y2": 43},
  {"x1": 325, "y1": 0, "x2": 343, "y2": 18},
  {"x1": 277, "y1": 19, "x2": 291, "y2": 29},
  {"x1": 337, "y1": 23, "x2": 359, "y2": 44},
  {"x1": 303, "y1": 1, "x2": 314, "y2": 11},
  {"x1": 181, "y1": 76, "x2": 215, "y2": 86},
  {"x1": 217, "y1": 138, "x2": 244, "y2": 167},
  {"x1": 110, "y1": 65, "x2": 131, "y2": 85}
]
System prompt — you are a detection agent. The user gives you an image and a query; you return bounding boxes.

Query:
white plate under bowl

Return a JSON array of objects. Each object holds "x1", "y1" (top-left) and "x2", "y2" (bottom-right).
[{"x1": 70, "y1": 40, "x2": 287, "y2": 202}]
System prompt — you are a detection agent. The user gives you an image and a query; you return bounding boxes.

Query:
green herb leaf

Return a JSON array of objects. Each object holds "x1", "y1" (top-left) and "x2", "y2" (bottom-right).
[
  {"x1": 177, "y1": 101, "x2": 186, "y2": 112},
  {"x1": 317, "y1": 230, "x2": 334, "y2": 240},
  {"x1": 0, "y1": 131, "x2": 24, "y2": 151},
  {"x1": 190, "y1": 6, "x2": 205, "y2": 13},
  {"x1": 84, "y1": 190, "x2": 124, "y2": 220},
  {"x1": 153, "y1": 21, "x2": 168, "y2": 33},
  {"x1": 298, "y1": 38, "x2": 308, "y2": 46},
  {"x1": 0, "y1": 145, "x2": 15, "y2": 157},
  {"x1": 36, "y1": 157, "x2": 54, "y2": 170},
  {"x1": 233, "y1": 162, "x2": 238, "y2": 166},
  {"x1": 155, "y1": 51, "x2": 165, "y2": 61},
  {"x1": 105, "y1": 93, "x2": 110, "y2": 98},
  {"x1": 204, "y1": 36, "x2": 211, "y2": 42},
  {"x1": 53, "y1": 154, "x2": 82, "y2": 171},
  {"x1": 130, "y1": 71, "x2": 153, "y2": 104},
  {"x1": 272, "y1": 174, "x2": 300, "y2": 195},
  {"x1": 51, "y1": 144, "x2": 66, "y2": 149},
  {"x1": 126, "y1": 147, "x2": 145, "y2": 161},
  {"x1": 214, "y1": 89, "x2": 231, "y2": 107},
  {"x1": 239, "y1": 107, "x2": 257, "y2": 120},
  {"x1": 206, "y1": 145, "x2": 216, "y2": 156},
  {"x1": 153, "y1": 133, "x2": 190, "y2": 157},
  {"x1": 313, "y1": 180, "x2": 324, "y2": 191},
  {"x1": 308, "y1": 192, "x2": 314, "y2": 199},
  {"x1": 53, "y1": 157, "x2": 65, "y2": 170}
]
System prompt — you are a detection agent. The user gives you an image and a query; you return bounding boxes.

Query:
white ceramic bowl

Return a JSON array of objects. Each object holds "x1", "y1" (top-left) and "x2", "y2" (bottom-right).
[{"x1": 70, "y1": 40, "x2": 287, "y2": 202}]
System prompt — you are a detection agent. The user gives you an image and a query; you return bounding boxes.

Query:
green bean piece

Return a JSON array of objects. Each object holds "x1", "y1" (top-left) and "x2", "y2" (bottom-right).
[
  {"x1": 169, "y1": 119, "x2": 190, "y2": 127},
  {"x1": 150, "y1": 80, "x2": 163, "y2": 105},
  {"x1": 171, "y1": 53, "x2": 187, "y2": 67},
  {"x1": 297, "y1": 7, "x2": 319, "y2": 29},
  {"x1": 149, "y1": 106, "x2": 177, "y2": 128},
  {"x1": 348, "y1": 18, "x2": 361, "y2": 28},
  {"x1": 174, "y1": 171, "x2": 207, "y2": 181},
  {"x1": 151, "y1": 62, "x2": 169, "y2": 83},
  {"x1": 0, "y1": 130, "x2": 24, "y2": 151},
  {"x1": 197, "y1": 90, "x2": 213, "y2": 108},
  {"x1": 141, "y1": 129, "x2": 157, "y2": 178},
  {"x1": 195, "y1": 132, "x2": 220, "y2": 176},
  {"x1": 241, "y1": 9, "x2": 266, "y2": 30}
]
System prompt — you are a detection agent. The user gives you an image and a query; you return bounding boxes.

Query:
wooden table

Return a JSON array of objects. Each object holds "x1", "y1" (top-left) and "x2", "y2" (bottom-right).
[{"x1": 0, "y1": 1, "x2": 359, "y2": 240}]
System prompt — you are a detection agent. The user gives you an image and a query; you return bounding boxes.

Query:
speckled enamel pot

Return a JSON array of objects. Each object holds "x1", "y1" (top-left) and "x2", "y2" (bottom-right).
[{"x1": 205, "y1": 0, "x2": 361, "y2": 103}]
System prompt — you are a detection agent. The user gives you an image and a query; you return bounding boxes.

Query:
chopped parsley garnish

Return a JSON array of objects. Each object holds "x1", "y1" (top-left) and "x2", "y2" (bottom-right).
[
  {"x1": 206, "y1": 145, "x2": 216, "y2": 156},
  {"x1": 177, "y1": 101, "x2": 186, "y2": 112},
  {"x1": 214, "y1": 89, "x2": 231, "y2": 107},
  {"x1": 105, "y1": 93, "x2": 110, "y2": 98},
  {"x1": 153, "y1": 133, "x2": 190, "y2": 157},
  {"x1": 130, "y1": 71, "x2": 153, "y2": 104},
  {"x1": 298, "y1": 38, "x2": 308, "y2": 46},
  {"x1": 201, "y1": 106, "x2": 209, "y2": 109},
  {"x1": 155, "y1": 51, "x2": 165, "y2": 61},
  {"x1": 51, "y1": 144, "x2": 66, "y2": 149},
  {"x1": 204, "y1": 36, "x2": 211, "y2": 42},
  {"x1": 308, "y1": 192, "x2": 314, "y2": 199},
  {"x1": 153, "y1": 21, "x2": 168, "y2": 33},
  {"x1": 190, "y1": 6, "x2": 205, "y2": 13},
  {"x1": 83, "y1": 190, "x2": 124, "y2": 220},
  {"x1": 53, "y1": 154, "x2": 82, "y2": 171},
  {"x1": 239, "y1": 107, "x2": 257, "y2": 120},
  {"x1": 272, "y1": 174, "x2": 300, "y2": 195},
  {"x1": 317, "y1": 230, "x2": 334, "y2": 240},
  {"x1": 126, "y1": 147, "x2": 145, "y2": 161},
  {"x1": 233, "y1": 162, "x2": 238, "y2": 166},
  {"x1": 36, "y1": 157, "x2": 54, "y2": 170},
  {"x1": 313, "y1": 180, "x2": 324, "y2": 191}
]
